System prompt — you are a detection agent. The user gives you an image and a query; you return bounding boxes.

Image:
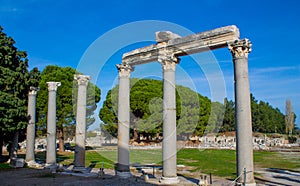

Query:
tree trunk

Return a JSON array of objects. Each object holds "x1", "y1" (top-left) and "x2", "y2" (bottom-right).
[
  {"x1": 9, "y1": 131, "x2": 19, "y2": 160},
  {"x1": 58, "y1": 128, "x2": 64, "y2": 152},
  {"x1": 133, "y1": 127, "x2": 138, "y2": 141},
  {"x1": 0, "y1": 129, "x2": 3, "y2": 157}
]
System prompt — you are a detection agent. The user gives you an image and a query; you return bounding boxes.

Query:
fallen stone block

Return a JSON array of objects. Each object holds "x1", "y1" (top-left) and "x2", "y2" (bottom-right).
[{"x1": 10, "y1": 158, "x2": 25, "y2": 168}]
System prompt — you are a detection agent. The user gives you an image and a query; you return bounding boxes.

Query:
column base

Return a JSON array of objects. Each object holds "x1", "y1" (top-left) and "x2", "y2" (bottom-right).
[
  {"x1": 160, "y1": 176, "x2": 179, "y2": 184},
  {"x1": 244, "y1": 183, "x2": 256, "y2": 186},
  {"x1": 236, "y1": 182, "x2": 256, "y2": 186},
  {"x1": 25, "y1": 159, "x2": 35, "y2": 164},
  {"x1": 26, "y1": 160, "x2": 44, "y2": 169},
  {"x1": 73, "y1": 166, "x2": 88, "y2": 173},
  {"x1": 117, "y1": 171, "x2": 131, "y2": 179},
  {"x1": 45, "y1": 163, "x2": 57, "y2": 172}
]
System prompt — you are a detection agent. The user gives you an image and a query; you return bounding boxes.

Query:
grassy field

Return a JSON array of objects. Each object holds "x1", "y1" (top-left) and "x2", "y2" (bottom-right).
[
  {"x1": 1, "y1": 148, "x2": 299, "y2": 179},
  {"x1": 61, "y1": 148, "x2": 300, "y2": 178}
]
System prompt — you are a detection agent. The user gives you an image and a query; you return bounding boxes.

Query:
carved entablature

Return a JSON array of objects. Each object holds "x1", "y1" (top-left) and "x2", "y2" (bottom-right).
[
  {"x1": 74, "y1": 75, "x2": 90, "y2": 86},
  {"x1": 158, "y1": 48, "x2": 180, "y2": 71},
  {"x1": 29, "y1": 86, "x2": 39, "y2": 96},
  {"x1": 116, "y1": 63, "x2": 134, "y2": 78},
  {"x1": 46, "y1": 82, "x2": 61, "y2": 91},
  {"x1": 228, "y1": 39, "x2": 252, "y2": 59}
]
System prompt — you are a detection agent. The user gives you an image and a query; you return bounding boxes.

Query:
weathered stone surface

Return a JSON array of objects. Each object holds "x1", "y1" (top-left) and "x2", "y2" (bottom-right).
[
  {"x1": 46, "y1": 82, "x2": 61, "y2": 168},
  {"x1": 155, "y1": 31, "x2": 181, "y2": 43},
  {"x1": 161, "y1": 57, "x2": 178, "y2": 180},
  {"x1": 122, "y1": 25, "x2": 240, "y2": 65},
  {"x1": 230, "y1": 40, "x2": 255, "y2": 185},
  {"x1": 10, "y1": 158, "x2": 25, "y2": 168},
  {"x1": 26, "y1": 86, "x2": 38, "y2": 162},
  {"x1": 116, "y1": 64, "x2": 133, "y2": 174},
  {"x1": 74, "y1": 75, "x2": 90, "y2": 170},
  {"x1": 120, "y1": 25, "x2": 256, "y2": 185}
]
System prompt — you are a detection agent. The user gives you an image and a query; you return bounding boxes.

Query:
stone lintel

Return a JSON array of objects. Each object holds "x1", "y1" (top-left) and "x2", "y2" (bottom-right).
[
  {"x1": 122, "y1": 25, "x2": 240, "y2": 65},
  {"x1": 156, "y1": 31, "x2": 181, "y2": 43}
]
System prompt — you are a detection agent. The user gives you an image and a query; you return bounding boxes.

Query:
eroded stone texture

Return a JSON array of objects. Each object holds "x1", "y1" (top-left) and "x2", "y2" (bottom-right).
[
  {"x1": 228, "y1": 39, "x2": 255, "y2": 185},
  {"x1": 159, "y1": 53, "x2": 180, "y2": 184},
  {"x1": 122, "y1": 25, "x2": 239, "y2": 65},
  {"x1": 73, "y1": 75, "x2": 90, "y2": 172},
  {"x1": 116, "y1": 64, "x2": 134, "y2": 177},
  {"x1": 156, "y1": 31, "x2": 181, "y2": 43},
  {"x1": 46, "y1": 82, "x2": 61, "y2": 169},
  {"x1": 25, "y1": 87, "x2": 39, "y2": 162},
  {"x1": 119, "y1": 25, "x2": 255, "y2": 185}
]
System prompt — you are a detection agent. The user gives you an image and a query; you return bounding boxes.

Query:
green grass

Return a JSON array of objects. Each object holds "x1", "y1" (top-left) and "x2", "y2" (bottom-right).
[
  {"x1": 55, "y1": 148, "x2": 300, "y2": 178},
  {"x1": 1, "y1": 148, "x2": 299, "y2": 179},
  {"x1": 254, "y1": 151, "x2": 300, "y2": 170},
  {"x1": 178, "y1": 149, "x2": 236, "y2": 177},
  {"x1": 0, "y1": 163, "x2": 11, "y2": 169}
]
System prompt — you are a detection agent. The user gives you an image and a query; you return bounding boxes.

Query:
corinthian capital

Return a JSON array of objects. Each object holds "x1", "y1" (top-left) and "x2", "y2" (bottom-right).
[
  {"x1": 29, "y1": 86, "x2": 39, "y2": 96},
  {"x1": 228, "y1": 39, "x2": 252, "y2": 59},
  {"x1": 116, "y1": 63, "x2": 134, "y2": 78},
  {"x1": 46, "y1": 82, "x2": 61, "y2": 91},
  {"x1": 74, "y1": 75, "x2": 90, "y2": 86},
  {"x1": 158, "y1": 48, "x2": 180, "y2": 71}
]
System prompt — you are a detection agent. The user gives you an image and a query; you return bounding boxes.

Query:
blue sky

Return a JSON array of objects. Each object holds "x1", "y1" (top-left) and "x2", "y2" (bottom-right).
[{"x1": 1, "y1": 0, "x2": 300, "y2": 129}]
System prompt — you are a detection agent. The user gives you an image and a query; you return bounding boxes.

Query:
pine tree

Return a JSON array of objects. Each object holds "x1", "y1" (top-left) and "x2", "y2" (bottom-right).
[
  {"x1": 36, "y1": 65, "x2": 101, "y2": 151},
  {"x1": 0, "y1": 26, "x2": 29, "y2": 158}
]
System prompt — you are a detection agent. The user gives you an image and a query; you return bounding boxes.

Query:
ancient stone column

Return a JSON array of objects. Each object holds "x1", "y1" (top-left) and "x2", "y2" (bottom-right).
[
  {"x1": 116, "y1": 64, "x2": 134, "y2": 178},
  {"x1": 159, "y1": 51, "x2": 180, "y2": 184},
  {"x1": 228, "y1": 39, "x2": 255, "y2": 186},
  {"x1": 46, "y1": 82, "x2": 61, "y2": 169},
  {"x1": 73, "y1": 75, "x2": 90, "y2": 172},
  {"x1": 25, "y1": 87, "x2": 38, "y2": 162}
]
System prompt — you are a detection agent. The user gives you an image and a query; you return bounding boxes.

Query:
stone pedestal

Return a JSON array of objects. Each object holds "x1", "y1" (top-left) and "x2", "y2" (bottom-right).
[
  {"x1": 25, "y1": 87, "x2": 38, "y2": 162},
  {"x1": 74, "y1": 75, "x2": 90, "y2": 171},
  {"x1": 159, "y1": 52, "x2": 180, "y2": 184},
  {"x1": 229, "y1": 39, "x2": 255, "y2": 185},
  {"x1": 116, "y1": 64, "x2": 134, "y2": 176},
  {"x1": 46, "y1": 82, "x2": 61, "y2": 168}
]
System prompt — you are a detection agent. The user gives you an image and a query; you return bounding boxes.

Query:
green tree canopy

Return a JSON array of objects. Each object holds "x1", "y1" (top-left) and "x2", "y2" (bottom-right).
[
  {"x1": 99, "y1": 78, "x2": 212, "y2": 140},
  {"x1": 36, "y1": 65, "x2": 101, "y2": 151},
  {"x1": 0, "y1": 26, "x2": 30, "y2": 157},
  {"x1": 251, "y1": 94, "x2": 285, "y2": 133},
  {"x1": 221, "y1": 95, "x2": 286, "y2": 134},
  {"x1": 100, "y1": 78, "x2": 289, "y2": 139}
]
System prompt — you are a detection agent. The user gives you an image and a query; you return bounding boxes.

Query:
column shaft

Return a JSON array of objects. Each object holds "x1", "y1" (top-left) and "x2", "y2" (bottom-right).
[
  {"x1": 159, "y1": 51, "x2": 180, "y2": 184},
  {"x1": 162, "y1": 65, "x2": 177, "y2": 177},
  {"x1": 25, "y1": 87, "x2": 38, "y2": 162},
  {"x1": 74, "y1": 75, "x2": 90, "y2": 170},
  {"x1": 116, "y1": 64, "x2": 133, "y2": 174},
  {"x1": 229, "y1": 39, "x2": 255, "y2": 185},
  {"x1": 46, "y1": 82, "x2": 61, "y2": 167}
]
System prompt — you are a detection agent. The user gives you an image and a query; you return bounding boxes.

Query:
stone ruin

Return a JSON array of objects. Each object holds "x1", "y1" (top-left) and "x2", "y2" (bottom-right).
[
  {"x1": 22, "y1": 25, "x2": 261, "y2": 185},
  {"x1": 116, "y1": 25, "x2": 255, "y2": 185}
]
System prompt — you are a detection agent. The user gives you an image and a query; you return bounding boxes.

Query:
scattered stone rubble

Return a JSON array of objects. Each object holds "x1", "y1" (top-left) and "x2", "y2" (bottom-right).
[{"x1": 18, "y1": 133, "x2": 299, "y2": 152}]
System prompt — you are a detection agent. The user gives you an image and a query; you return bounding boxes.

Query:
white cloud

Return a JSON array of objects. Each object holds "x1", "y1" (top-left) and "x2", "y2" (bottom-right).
[
  {"x1": 251, "y1": 66, "x2": 296, "y2": 75},
  {"x1": 28, "y1": 56, "x2": 61, "y2": 70}
]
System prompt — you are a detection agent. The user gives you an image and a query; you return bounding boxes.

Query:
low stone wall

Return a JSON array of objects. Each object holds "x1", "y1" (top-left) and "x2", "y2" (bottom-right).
[{"x1": 16, "y1": 134, "x2": 299, "y2": 151}]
